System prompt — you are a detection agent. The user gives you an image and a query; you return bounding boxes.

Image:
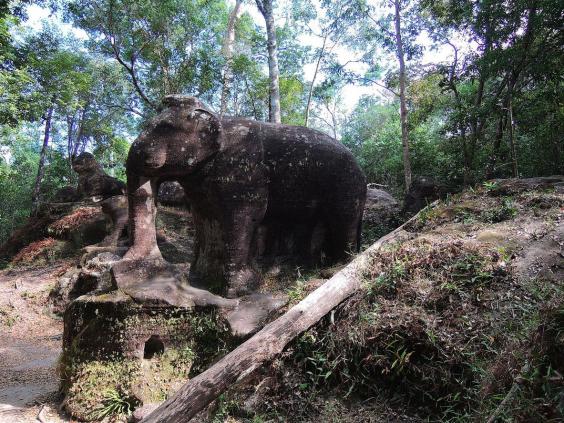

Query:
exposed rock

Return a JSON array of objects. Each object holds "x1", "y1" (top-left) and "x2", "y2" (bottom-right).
[
  {"x1": 111, "y1": 258, "x2": 286, "y2": 337},
  {"x1": 403, "y1": 175, "x2": 445, "y2": 215},
  {"x1": 59, "y1": 272, "x2": 285, "y2": 421},
  {"x1": 98, "y1": 195, "x2": 128, "y2": 247},
  {"x1": 11, "y1": 238, "x2": 72, "y2": 267},
  {"x1": 52, "y1": 186, "x2": 80, "y2": 203},
  {"x1": 476, "y1": 229, "x2": 516, "y2": 248},
  {"x1": 157, "y1": 181, "x2": 188, "y2": 207},
  {"x1": 72, "y1": 152, "x2": 126, "y2": 200},
  {"x1": 0, "y1": 202, "x2": 75, "y2": 264},
  {"x1": 49, "y1": 252, "x2": 121, "y2": 314},
  {"x1": 1, "y1": 202, "x2": 112, "y2": 266},
  {"x1": 72, "y1": 153, "x2": 128, "y2": 248},
  {"x1": 47, "y1": 205, "x2": 109, "y2": 248},
  {"x1": 60, "y1": 291, "x2": 230, "y2": 421},
  {"x1": 361, "y1": 188, "x2": 401, "y2": 246},
  {"x1": 364, "y1": 188, "x2": 400, "y2": 223},
  {"x1": 487, "y1": 175, "x2": 564, "y2": 196},
  {"x1": 130, "y1": 403, "x2": 160, "y2": 422}
]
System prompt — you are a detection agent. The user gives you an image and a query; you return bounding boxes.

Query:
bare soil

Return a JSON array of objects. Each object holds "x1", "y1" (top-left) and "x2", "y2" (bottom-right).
[{"x1": 0, "y1": 262, "x2": 73, "y2": 422}]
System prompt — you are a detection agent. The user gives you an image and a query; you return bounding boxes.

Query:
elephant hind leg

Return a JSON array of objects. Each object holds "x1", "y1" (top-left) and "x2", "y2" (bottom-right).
[
  {"x1": 222, "y1": 202, "x2": 267, "y2": 298},
  {"x1": 324, "y1": 211, "x2": 362, "y2": 264}
]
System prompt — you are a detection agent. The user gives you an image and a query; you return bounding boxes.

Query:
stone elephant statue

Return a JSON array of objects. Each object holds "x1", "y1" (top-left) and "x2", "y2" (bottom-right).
[{"x1": 123, "y1": 95, "x2": 366, "y2": 297}]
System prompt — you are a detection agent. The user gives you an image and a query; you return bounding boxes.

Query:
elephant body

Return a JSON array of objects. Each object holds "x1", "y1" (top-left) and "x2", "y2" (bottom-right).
[{"x1": 125, "y1": 96, "x2": 366, "y2": 297}]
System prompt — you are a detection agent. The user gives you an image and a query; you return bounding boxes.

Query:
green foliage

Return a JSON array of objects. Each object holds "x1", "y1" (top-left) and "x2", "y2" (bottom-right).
[
  {"x1": 67, "y1": 0, "x2": 230, "y2": 109},
  {"x1": 90, "y1": 388, "x2": 140, "y2": 420},
  {"x1": 343, "y1": 91, "x2": 448, "y2": 193},
  {"x1": 481, "y1": 198, "x2": 518, "y2": 223},
  {"x1": 0, "y1": 128, "x2": 37, "y2": 242}
]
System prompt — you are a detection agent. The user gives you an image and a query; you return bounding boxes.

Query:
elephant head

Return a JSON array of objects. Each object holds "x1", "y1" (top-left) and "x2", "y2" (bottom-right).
[
  {"x1": 123, "y1": 95, "x2": 222, "y2": 261},
  {"x1": 127, "y1": 95, "x2": 222, "y2": 178},
  {"x1": 72, "y1": 152, "x2": 103, "y2": 176}
]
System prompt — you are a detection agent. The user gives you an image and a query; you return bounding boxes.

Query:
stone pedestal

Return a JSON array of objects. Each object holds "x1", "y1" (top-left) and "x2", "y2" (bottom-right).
[
  {"x1": 60, "y1": 291, "x2": 232, "y2": 421},
  {"x1": 57, "y1": 252, "x2": 287, "y2": 421}
]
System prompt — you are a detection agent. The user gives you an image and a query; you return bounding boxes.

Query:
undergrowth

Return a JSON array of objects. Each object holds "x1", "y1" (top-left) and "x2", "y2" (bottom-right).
[
  {"x1": 48, "y1": 206, "x2": 103, "y2": 236},
  {"x1": 225, "y1": 184, "x2": 563, "y2": 423},
  {"x1": 11, "y1": 237, "x2": 58, "y2": 264}
]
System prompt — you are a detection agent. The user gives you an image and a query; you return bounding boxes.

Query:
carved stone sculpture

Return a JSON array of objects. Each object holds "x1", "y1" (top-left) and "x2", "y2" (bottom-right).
[
  {"x1": 52, "y1": 185, "x2": 80, "y2": 203},
  {"x1": 72, "y1": 152, "x2": 128, "y2": 247},
  {"x1": 121, "y1": 95, "x2": 366, "y2": 297}
]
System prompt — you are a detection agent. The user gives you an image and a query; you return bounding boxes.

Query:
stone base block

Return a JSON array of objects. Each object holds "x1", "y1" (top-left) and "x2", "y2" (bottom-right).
[{"x1": 60, "y1": 291, "x2": 232, "y2": 421}]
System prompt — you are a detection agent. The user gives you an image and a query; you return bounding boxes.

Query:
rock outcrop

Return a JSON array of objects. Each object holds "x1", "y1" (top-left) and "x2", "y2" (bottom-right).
[{"x1": 403, "y1": 175, "x2": 446, "y2": 215}]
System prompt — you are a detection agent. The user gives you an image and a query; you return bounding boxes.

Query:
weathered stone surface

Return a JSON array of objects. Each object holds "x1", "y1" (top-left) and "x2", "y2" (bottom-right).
[
  {"x1": 0, "y1": 202, "x2": 107, "y2": 264},
  {"x1": 60, "y1": 291, "x2": 232, "y2": 421},
  {"x1": 72, "y1": 153, "x2": 128, "y2": 247},
  {"x1": 360, "y1": 188, "x2": 402, "y2": 246},
  {"x1": 68, "y1": 211, "x2": 109, "y2": 248},
  {"x1": 488, "y1": 175, "x2": 564, "y2": 196},
  {"x1": 123, "y1": 95, "x2": 367, "y2": 297},
  {"x1": 72, "y1": 152, "x2": 126, "y2": 200},
  {"x1": 59, "y1": 274, "x2": 286, "y2": 421},
  {"x1": 157, "y1": 181, "x2": 188, "y2": 207},
  {"x1": 49, "y1": 252, "x2": 122, "y2": 314},
  {"x1": 0, "y1": 202, "x2": 76, "y2": 263},
  {"x1": 364, "y1": 189, "x2": 400, "y2": 225},
  {"x1": 98, "y1": 195, "x2": 128, "y2": 247},
  {"x1": 225, "y1": 293, "x2": 287, "y2": 337},
  {"x1": 52, "y1": 185, "x2": 80, "y2": 203},
  {"x1": 1, "y1": 156, "x2": 127, "y2": 264},
  {"x1": 111, "y1": 259, "x2": 287, "y2": 337},
  {"x1": 403, "y1": 176, "x2": 445, "y2": 215}
]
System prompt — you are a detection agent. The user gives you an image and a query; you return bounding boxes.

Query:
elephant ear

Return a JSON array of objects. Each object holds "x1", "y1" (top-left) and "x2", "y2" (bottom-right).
[{"x1": 190, "y1": 108, "x2": 222, "y2": 145}]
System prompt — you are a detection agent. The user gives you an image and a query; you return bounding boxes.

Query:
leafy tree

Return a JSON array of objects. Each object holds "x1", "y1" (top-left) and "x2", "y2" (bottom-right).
[
  {"x1": 67, "y1": 0, "x2": 229, "y2": 112},
  {"x1": 0, "y1": 15, "x2": 37, "y2": 125},
  {"x1": 423, "y1": 0, "x2": 563, "y2": 183},
  {"x1": 19, "y1": 26, "x2": 94, "y2": 212}
]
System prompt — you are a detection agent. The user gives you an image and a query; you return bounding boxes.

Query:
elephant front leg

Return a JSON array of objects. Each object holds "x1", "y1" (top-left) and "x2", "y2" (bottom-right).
[
  {"x1": 222, "y1": 203, "x2": 266, "y2": 298},
  {"x1": 123, "y1": 173, "x2": 162, "y2": 261}
]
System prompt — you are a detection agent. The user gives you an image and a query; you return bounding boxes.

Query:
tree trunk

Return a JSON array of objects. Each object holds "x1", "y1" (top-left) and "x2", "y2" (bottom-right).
[
  {"x1": 66, "y1": 114, "x2": 76, "y2": 172},
  {"x1": 393, "y1": 0, "x2": 412, "y2": 192},
  {"x1": 485, "y1": 113, "x2": 507, "y2": 179},
  {"x1": 256, "y1": 0, "x2": 281, "y2": 123},
  {"x1": 508, "y1": 91, "x2": 518, "y2": 178},
  {"x1": 141, "y1": 211, "x2": 423, "y2": 423},
  {"x1": 460, "y1": 125, "x2": 473, "y2": 186},
  {"x1": 220, "y1": 0, "x2": 243, "y2": 117},
  {"x1": 304, "y1": 34, "x2": 328, "y2": 127},
  {"x1": 31, "y1": 106, "x2": 54, "y2": 215}
]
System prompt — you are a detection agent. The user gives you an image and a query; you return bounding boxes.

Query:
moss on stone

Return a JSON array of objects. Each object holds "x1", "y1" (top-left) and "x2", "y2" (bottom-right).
[{"x1": 60, "y1": 292, "x2": 233, "y2": 421}]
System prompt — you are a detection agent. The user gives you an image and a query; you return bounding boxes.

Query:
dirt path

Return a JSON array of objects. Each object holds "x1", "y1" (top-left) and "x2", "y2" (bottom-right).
[{"x1": 0, "y1": 262, "x2": 73, "y2": 422}]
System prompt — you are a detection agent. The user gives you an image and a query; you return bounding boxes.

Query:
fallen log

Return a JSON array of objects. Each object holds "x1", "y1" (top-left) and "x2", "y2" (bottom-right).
[{"x1": 142, "y1": 210, "x2": 424, "y2": 422}]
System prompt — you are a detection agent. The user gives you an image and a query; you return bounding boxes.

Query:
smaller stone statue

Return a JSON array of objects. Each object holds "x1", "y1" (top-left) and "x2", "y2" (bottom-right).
[{"x1": 72, "y1": 152, "x2": 128, "y2": 247}]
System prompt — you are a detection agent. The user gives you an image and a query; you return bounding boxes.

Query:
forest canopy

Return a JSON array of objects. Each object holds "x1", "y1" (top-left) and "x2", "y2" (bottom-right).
[{"x1": 1, "y1": 0, "x2": 562, "y2": 243}]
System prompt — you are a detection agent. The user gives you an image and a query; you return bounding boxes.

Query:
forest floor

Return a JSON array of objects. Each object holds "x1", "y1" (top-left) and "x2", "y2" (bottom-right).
[
  {"x1": 0, "y1": 261, "x2": 73, "y2": 422},
  {"x1": 0, "y1": 178, "x2": 562, "y2": 422}
]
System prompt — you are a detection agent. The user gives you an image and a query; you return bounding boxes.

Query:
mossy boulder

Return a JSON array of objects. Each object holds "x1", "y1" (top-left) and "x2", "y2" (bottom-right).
[{"x1": 60, "y1": 291, "x2": 233, "y2": 421}]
